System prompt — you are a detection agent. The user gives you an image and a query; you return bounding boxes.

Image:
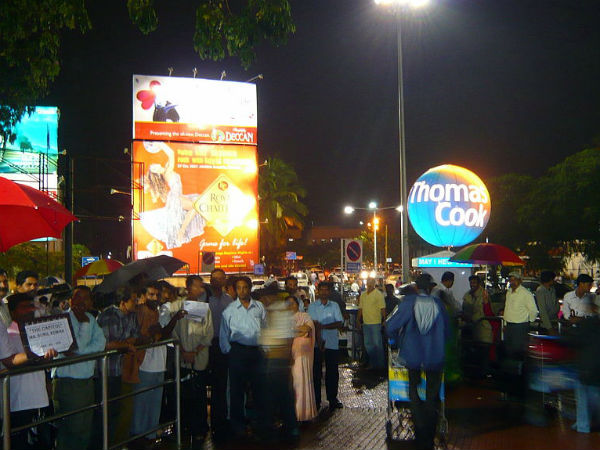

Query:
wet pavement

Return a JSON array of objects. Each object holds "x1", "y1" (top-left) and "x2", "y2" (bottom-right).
[{"x1": 158, "y1": 361, "x2": 600, "y2": 450}]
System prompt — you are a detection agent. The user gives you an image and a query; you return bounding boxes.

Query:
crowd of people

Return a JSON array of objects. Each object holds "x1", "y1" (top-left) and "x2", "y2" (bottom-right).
[{"x1": 0, "y1": 268, "x2": 360, "y2": 450}]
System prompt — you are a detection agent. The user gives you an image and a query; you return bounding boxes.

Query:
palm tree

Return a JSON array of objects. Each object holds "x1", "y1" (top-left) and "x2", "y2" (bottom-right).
[{"x1": 259, "y1": 157, "x2": 308, "y2": 260}]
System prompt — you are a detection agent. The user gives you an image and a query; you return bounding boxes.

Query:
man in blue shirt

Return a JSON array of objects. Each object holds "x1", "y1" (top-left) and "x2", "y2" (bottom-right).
[
  {"x1": 308, "y1": 282, "x2": 344, "y2": 411},
  {"x1": 52, "y1": 286, "x2": 106, "y2": 450},
  {"x1": 220, "y1": 276, "x2": 266, "y2": 438}
]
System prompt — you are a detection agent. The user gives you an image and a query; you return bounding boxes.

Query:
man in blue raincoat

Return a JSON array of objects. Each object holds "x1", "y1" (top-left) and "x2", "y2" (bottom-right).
[{"x1": 386, "y1": 273, "x2": 449, "y2": 450}]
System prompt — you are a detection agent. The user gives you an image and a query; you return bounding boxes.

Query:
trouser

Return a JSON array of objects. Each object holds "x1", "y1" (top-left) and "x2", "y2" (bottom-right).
[
  {"x1": 408, "y1": 369, "x2": 442, "y2": 450},
  {"x1": 503, "y1": 322, "x2": 530, "y2": 397},
  {"x1": 363, "y1": 323, "x2": 384, "y2": 369},
  {"x1": 9, "y1": 409, "x2": 44, "y2": 450},
  {"x1": 313, "y1": 348, "x2": 339, "y2": 407},
  {"x1": 575, "y1": 381, "x2": 600, "y2": 433},
  {"x1": 89, "y1": 376, "x2": 121, "y2": 450},
  {"x1": 52, "y1": 377, "x2": 95, "y2": 450},
  {"x1": 115, "y1": 382, "x2": 135, "y2": 445},
  {"x1": 131, "y1": 371, "x2": 165, "y2": 439},
  {"x1": 160, "y1": 346, "x2": 176, "y2": 424},
  {"x1": 209, "y1": 342, "x2": 229, "y2": 434},
  {"x1": 228, "y1": 343, "x2": 265, "y2": 435},
  {"x1": 181, "y1": 368, "x2": 209, "y2": 438},
  {"x1": 263, "y1": 357, "x2": 297, "y2": 434}
]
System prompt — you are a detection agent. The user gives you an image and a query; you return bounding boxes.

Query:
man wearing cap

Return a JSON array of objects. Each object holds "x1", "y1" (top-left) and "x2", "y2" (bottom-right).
[
  {"x1": 536, "y1": 271, "x2": 559, "y2": 333},
  {"x1": 504, "y1": 271, "x2": 538, "y2": 361},
  {"x1": 386, "y1": 273, "x2": 449, "y2": 450},
  {"x1": 562, "y1": 274, "x2": 595, "y2": 323}
]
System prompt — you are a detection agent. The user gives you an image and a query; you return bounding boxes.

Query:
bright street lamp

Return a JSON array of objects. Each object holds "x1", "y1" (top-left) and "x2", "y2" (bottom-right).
[
  {"x1": 375, "y1": 0, "x2": 430, "y2": 283},
  {"x1": 344, "y1": 203, "x2": 402, "y2": 274}
]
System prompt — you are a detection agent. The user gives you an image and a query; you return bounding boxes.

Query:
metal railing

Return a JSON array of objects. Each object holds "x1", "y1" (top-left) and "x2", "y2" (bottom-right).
[{"x1": 0, "y1": 339, "x2": 182, "y2": 450}]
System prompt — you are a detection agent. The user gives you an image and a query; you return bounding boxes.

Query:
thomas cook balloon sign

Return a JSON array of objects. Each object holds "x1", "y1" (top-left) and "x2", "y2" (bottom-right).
[{"x1": 407, "y1": 165, "x2": 491, "y2": 247}]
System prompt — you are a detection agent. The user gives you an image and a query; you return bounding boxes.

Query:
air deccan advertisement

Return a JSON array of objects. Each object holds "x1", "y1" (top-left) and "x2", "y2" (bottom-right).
[{"x1": 133, "y1": 75, "x2": 257, "y2": 145}]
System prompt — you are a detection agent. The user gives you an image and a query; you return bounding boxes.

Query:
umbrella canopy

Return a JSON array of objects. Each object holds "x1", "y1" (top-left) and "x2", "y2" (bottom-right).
[
  {"x1": 96, "y1": 255, "x2": 187, "y2": 293},
  {"x1": 74, "y1": 259, "x2": 123, "y2": 280},
  {"x1": 0, "y1": 178, "x2": 77, "y2": 252},
  {"x1": 449, "y1": 243, "x2": 524, "y2": 266}
]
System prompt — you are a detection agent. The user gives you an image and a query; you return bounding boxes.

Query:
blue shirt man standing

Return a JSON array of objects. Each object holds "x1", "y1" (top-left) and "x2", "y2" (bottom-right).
[
  {"x1": 307, "y1": 282, "x2": 344, "y2": 411},
  {"x1": 220, "y1": 276, "x2": 266, "y2": 438}
]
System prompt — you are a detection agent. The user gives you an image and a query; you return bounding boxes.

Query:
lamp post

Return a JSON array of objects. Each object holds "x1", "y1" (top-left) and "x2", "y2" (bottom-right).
[
  {"x1": 344, "y1": 203, "x2": 402, "y2": 275},
  {"x1": 375, "y1": 0, "x2": 430, "y2": 282}
]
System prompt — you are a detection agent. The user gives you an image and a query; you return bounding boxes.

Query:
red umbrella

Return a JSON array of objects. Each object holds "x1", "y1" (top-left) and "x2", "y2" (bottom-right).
[
  {"x1": 74, "y1": 259, "x2": 124, "y2": 280},
  {"x1": 0, "y1": 178, "x2": 77, "y2": 252},
  {"x1": 448, "y1": 242, "x2": 524, "y2": 266}
]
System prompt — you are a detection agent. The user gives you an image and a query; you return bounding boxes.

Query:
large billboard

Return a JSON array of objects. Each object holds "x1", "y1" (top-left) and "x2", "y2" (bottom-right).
[
  {"x1": 132, "y1": 141, "x2": 259, "y2": 272},
  {"x1": 133, "y1": 75, "x2": 257, "y2": 145},
  {"x1": 0, "y1": 106, "x2": 59, "y2": 195}
]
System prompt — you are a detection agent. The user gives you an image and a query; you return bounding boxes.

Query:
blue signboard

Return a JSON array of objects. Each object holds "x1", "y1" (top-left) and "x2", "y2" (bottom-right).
[
  {"x1": 81, "y1": 256, "x2": 99, "y2": 267},
  {"x1": 253, "y1": 263, "x2": 265, "y2": 275}
]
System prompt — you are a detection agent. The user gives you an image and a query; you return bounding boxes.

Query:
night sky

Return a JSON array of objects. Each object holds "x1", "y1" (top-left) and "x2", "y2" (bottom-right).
[{"x1": 46, "y1": 0, "x2": 600, "y2": 258}]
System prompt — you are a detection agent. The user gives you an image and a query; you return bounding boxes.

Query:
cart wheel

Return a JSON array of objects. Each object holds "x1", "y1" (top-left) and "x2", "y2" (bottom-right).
[{"x1": 386, "y1": 420, "x2": 392, "y2": 439}]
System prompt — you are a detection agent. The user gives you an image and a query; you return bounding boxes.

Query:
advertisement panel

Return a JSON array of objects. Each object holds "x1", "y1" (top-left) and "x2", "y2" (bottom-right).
[
  {"x1": 133, "y1": 75, "x2": 257, "y2": 145},
  {"x1": 407, "y1": 164, "x2": 491, "y2": 247},
  {"x1": 0, "y1": 106, "x2": 59, "y2": 195},
  {"x1": 132, "y1": 141, "x2": 259, "y2": 272}
]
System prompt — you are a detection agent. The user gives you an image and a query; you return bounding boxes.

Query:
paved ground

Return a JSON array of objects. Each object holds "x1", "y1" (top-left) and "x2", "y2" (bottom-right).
[{"x1": 159, "y1": 362, "x2": 600, "y2": 450}]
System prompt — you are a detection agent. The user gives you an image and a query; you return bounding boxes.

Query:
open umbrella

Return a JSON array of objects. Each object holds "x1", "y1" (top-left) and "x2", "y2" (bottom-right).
[
  {"x1": 0, "y1": 178, "x2": 77, "y2": 252},
  {"x1": 96, "y1": 255, "x2": 187, "y2": 293},
  {"x1": 448, "y1": 243, "x2": 524, "y2": 266},
  {"x1": 74, "y1": 259, "x2": 123, "y2": 280}
]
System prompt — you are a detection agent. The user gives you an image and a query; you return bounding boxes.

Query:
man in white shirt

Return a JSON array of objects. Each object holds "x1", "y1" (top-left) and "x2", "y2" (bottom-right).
[
  {"x1": 562, "y1": 274, "x2": 595, "y2": 323},
  {"x1": 504, "y1": 271, "x2": 538, "y2": 360},
  {"x1": 0, "y1": 293, "x2": 57, "y2": 449}
]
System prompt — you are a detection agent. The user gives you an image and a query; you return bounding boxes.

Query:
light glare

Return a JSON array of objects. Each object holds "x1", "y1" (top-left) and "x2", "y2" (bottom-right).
[
  {"x1": 368, "y1": 201, "x2": 377, "y2": 209},
  {"x1": 344, "y1": 206, "x2": 355, "y2": 214}
]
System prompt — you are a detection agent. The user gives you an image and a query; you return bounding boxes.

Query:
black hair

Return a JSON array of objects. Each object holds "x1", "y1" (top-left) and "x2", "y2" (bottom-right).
[
  {"x1": 235, "y1": 276, "x2": 252, "y2": 290},
  {"x1": 186, "y1": 275, "x2": 203, "y2": 290},
  {"x1": 385, "y1": 283, "x2": 394, "y2": 290},
  {"x1": 576, "y1": 274, "x2": 593, "y2": 284},
  {"x1": 468, "y1": 275, "x2": 481, "y2": 283},
  {"x1": 285, "y1": 276, "x2": 297, "y2": 283},
  {"x1": 211, "y1": 268, "x2": 226, "y2": 276},
  {"x1": 115, "y1": 286, "x2": 133, "y2": 304},
  {"x1": 225, "y1": 275, "x2": 238, "y2": 289},
  {"x1": 441, "y1": 271, "x2": 455, "y2": 282},
  {"x1": 7, "y1": 293, "x2": 33, "y2": 312},
  {"x1": 0, "y1": 268, "x2": 7, "y2": 277},
  {"x1": 16, "y1": 270, "x2": 38, "y2": 286},
  {"x1": 73, "y1": 285, "x2": 92, "y2": 295},
  {"x1": 540, "y1": 271, "x2": 556, "y2": 284},
  {"x1": 146, "y1": 281, "x2": 162, "y2": 291},
  {"x1": 318, "y1": 282, "x2": 333, "y2": 291}
]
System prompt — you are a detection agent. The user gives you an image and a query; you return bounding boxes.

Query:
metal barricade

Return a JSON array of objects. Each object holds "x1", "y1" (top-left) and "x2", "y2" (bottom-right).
[{"x1": 0, "y1": 338, "x2": 182, "y2": 450}]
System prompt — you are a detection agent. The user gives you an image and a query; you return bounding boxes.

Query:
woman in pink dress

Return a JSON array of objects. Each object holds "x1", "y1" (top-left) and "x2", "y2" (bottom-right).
[{"x1": 287, "y1": 296, "x2": 318, "y2": 421}]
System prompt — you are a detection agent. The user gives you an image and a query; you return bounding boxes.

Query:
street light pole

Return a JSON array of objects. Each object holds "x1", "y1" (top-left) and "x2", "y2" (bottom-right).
[
  {"x1": 396, "y1": 11, "x2": 410, "y2": 283},
  {"x1": 373, "y1": 209, "x2": 377, "y2": 271}
]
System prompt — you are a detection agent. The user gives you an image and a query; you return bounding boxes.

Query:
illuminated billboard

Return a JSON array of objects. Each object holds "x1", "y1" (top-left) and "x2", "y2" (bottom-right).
[
  {"x1": 0, "y1": 106, "x2": 59, "y2": 195},
  {"x1": 133, "y1": 75, "x2": 257, "y2": 145},
  {"x1": 407, "y1": 165, "x2": 491, "y2": 247},
  {"x1": 132, "y1": 141, "x2": 259, "y2": 272}
]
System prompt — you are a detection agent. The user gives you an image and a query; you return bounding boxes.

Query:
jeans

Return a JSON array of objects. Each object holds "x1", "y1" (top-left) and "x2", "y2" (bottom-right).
[
  {"x1": 313, "y1": 348, "x2": 339, "y2": 407},
  {"x1": 263, "y1": 358, "x2": 297, "y2": 434},
  {"x1": 408, "y1": 369, "x2": 442, "y2": 450},
  {"x1": 131, "y1": 371, "x2": 165, "y2": 439},
  {"x1": 575, "y1": 381, "x2": 600, "y2": 433},
  {"x1": 363, "y1": 324, "x2": 384, "y2": 369}
]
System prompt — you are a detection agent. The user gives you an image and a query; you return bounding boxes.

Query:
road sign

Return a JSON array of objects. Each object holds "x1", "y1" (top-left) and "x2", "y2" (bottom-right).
[
  {"x1": 81, "y1": 256, "x2": 99, "y2": 267},
  {"x1": 253, "y1": 263, "x2": 264, "y2": 275},
  {"x1": 201, "y1": 252, "x2": 215, "y2": 273},
  {"x1": 342, "y1": 239, "x2": 363, "y2": 273}
]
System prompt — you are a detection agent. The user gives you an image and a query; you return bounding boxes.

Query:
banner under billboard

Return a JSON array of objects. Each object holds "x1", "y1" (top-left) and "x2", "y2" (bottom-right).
[
  {"x1": 133, "y1": 75, "x2": 257, "y2": 145},
  {"x1": 0, "y1": 106, "x2": 59, "y2": 195},
  {"x1": 132, "y1": 141, "x2": 259, "y2": 272}
]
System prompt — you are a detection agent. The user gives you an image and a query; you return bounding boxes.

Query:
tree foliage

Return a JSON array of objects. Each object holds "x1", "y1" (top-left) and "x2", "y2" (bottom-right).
[
  {"x1": 258, "y1": 156, "x2": 308, "y2": 262},
  {"x1": 0, "y1": 0, "x2": 295, "y2": 146},
  {"x1": 0, "y1": 242, "x2": 91, "y2": 279},
  {"x1": 486, "y1": 148, "x2": 600, "y2": 270}
]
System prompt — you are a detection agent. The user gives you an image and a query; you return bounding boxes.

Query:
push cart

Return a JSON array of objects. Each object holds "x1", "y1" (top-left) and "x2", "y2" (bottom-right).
[{"x1": 386, "y1": 347, "x2": 448, "y2": 443}]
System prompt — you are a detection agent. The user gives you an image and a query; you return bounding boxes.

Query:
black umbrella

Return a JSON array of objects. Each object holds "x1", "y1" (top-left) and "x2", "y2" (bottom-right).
[{"x1": 96, "y1": 255, "x2": 187, "y2": 293}]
